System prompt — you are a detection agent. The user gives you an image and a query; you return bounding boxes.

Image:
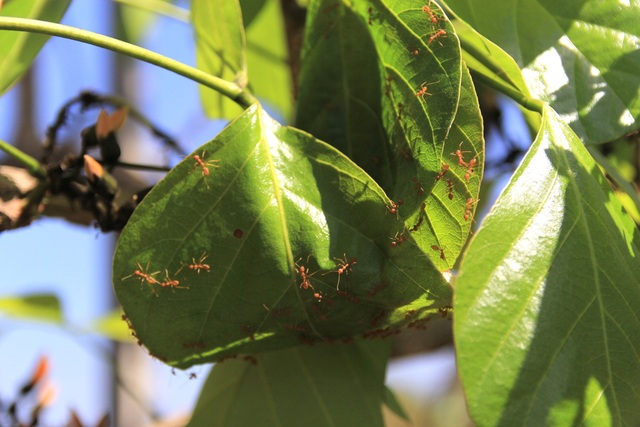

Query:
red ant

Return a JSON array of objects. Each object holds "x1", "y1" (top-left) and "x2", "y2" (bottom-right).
[
  {"x1": 410, "y1": 202, "x2": 427, "y2": 232},
  {"x1": 431, "y1": 244, "x2": 447, "y2": 260},
  {"x1": 435, "y1": 164, "x2": 449, "y2": 181},
  {"x1": 295, "y1": 258, "x2": 317, "y2": 290},
  {"x1": 122, "y1": 261, "x2": 160, "y2": 288},
  {"x1": 313, "y1": 291, "x2": 324, "y2": 300},
  {"x1": 184, "y1": 252, "x2": 210, "y2": 273},
  {"x1": 192, "y1": 150, "x2": 220, "y2": 188},
  {"x1": 330, "y1": 255, "x2": 356, "y2": 290},
  {"x1": 412, "y1": 177, "x2": 424, "y2": 196},
  {"x1": 464, "y1": 197, "x2": 479, "y2": 221},
  {"x1": 422, "y1": 3, "x2": 440, "y2": 25},
  {"x1": 451, "y1": 142, "x2": 470, "y2": 167},
  {"x1": 160, "y1": 270, "x2": 188, "y2": 290},
  {"x1": 415, "y1": 82, "x2": 433, "y2": 100},
  {"x1": 428, "y1": 29, "x2": 447, "y2": 45},
  {"x1": 446, "y1": 178, "x2": 454, "y2": 200},
  {"x1": 386, "y1": 199, "x2": 403, "y2": 218},
  {"x1": 464, "y1": 157, "x2": 478, "y2": 182},
  {"x1": 390, "y1": 231, "x2": 408, "y2": 247}
]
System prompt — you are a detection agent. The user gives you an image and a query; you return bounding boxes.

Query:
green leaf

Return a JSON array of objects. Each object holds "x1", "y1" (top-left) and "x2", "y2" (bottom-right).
[
  {"x1": 406, "y1": 63, "x2": 484, "y2": 271},
  {"x1": 116, "y1": 0, "x2": 179, "y2": 44},
  {"x1": 113, "y1": 103, "x2": 451, "y2": 368},
  {"x1": 296, "y1": 1, "x2": 479, "y2": 268},
  {"x1": 192, "y1": 0, "x2": 247, "y2": 119},
  {"x1": 0, "y1": 0, "x2": 71, "y2": 95},
  {"x1": 451, "y1": 15, "x2": 543, "y2": 127},
  {"x1": 297, "y1": 0, "x2": 461, "y2": 186},
  {"x1": 452, "y1": 18, "x2": 530, "y2": 99},
  {"x1": 239, "y1": 0, "x2": 267, "y2": 28},
  {"x1": 444, "y1": 0, "x2": 640, "y2": 143},
  {"x1": 90, "y1": 310, "x2": 134, "y2": 342},
  {"x1": 383, "y1": 385, "x2": 410, "y2": 421},
  {"x1": 244, "y1": 0, "x2": 292, "y2": 121},
  {"x1": 455, "y1": 105, "x2": 640, "y2": 426},
  {"x1": 187, "y1": 341, "x2": 390, "y2": 427},
  {"x1": 0, "y1": 293, "x2": 63, "y2": 323}
]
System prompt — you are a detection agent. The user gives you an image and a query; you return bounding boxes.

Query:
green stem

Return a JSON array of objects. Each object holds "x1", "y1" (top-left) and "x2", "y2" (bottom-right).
[
  {"x1": 459, "y1": 38, "x2": 544, "y2": 113},
  {"x1": 0, "y1": 17, "x2": 258, "y2": 109},
  {"x1": 0, "y1": 139, "x2": 46, "y2": 179}
]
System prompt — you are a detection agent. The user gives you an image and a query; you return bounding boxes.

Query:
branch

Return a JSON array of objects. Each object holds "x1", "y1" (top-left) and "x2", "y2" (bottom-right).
[
  {"x1": 0, "y1": 17, "x2": 258, "y2": 109},
  {"x1": 0, "y1": 139, "x2": 46, "y2": 179}
]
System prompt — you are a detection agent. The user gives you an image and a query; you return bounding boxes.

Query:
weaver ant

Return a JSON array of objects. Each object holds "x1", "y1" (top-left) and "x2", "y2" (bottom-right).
[
  {"x1": 160, "y1": 270, "x2": 188, "y2": 290},
  {"x1": 330, "y1": 255, "x2": 357, "y2": 290},
  {"x1": 415, "y1": 82, "x2": 434, "y2": 100},
  {"x1": 428, "y1": 29, "x2": 447, "y2": 45},
  {"x1": 390, "y1": 231, "x2": 408, "y2": 247},
  {"x1": 387, "y1": 199, "x2": 403, "y2": 218},
  {"x1": 422, "y1": 3, "x2": 440, "y2": 25},
  {"x1": 464, "y1": 197, "x2": 479, "y2": 221},
  {"x1": 184, "y1": 252, "x2": 210, "y2": 273},
  {"x1": 451, "y1": 142, "x2": 470, "y2": 167},
  {"x1": 435, "y1": 164, "x2": 449, "y2": 181},
  {"x1": 464, "y1": 157, "x2": 478, "y2": 182},
  {"x1": 192, "y1": 150, "x2": 220, "y2": 188},
  {"x1": 295, "y1": 257, "x2": 317, "y2": 290},
  {"x1": 431, "y1": 244, "x2": 447, "y2": 260},
  {"x1": 122, "y1": 261, "x2": 159, "y2": 286}
]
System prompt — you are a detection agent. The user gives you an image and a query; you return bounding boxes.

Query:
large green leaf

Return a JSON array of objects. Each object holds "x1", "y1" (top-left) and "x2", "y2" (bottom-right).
[
  {"x1": 455, "y1": 105, "x2": 640, "y2": 426},
  {"x1": 113, "y1": 103, "x2": 451, "y2": 368},
  {"x1": 192, "y1": 0, "x2": 247, "y2": 119},
  {"x1": 187, "y1": 341, "x2": 391, "y2": 427},
  {"x1": 0, "y1": 0, "x2": 71, "y2": 95},
  {"x1": 296, "y1": 0, "x2": 481, "y2": 269},
  {"x1": 444, "y1": 0, "x2": 640, "y2": 143}
]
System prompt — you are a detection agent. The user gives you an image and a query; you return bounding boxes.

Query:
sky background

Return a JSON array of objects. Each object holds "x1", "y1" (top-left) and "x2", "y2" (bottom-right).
[{"x1": 0, "y1": 1, "x2": 530, "y2": 425}]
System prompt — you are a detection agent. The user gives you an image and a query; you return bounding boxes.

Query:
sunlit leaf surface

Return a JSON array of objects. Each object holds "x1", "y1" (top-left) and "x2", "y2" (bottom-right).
[
  {"x1": 113, "y1": 104, "x2": 451, "y2": 368},
  {"x1": 455, "y1": 105, "x2": 640, "y2": 426},
  {"x1": 445, "y1": 0, "x2": 640, "y2": 143}
]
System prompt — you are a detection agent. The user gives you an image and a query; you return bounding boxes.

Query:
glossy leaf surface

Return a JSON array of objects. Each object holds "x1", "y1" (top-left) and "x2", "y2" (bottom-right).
[
  {"x1": 296, "y1": 0, "x2": 482, "y2": 269},
  {"x1": 187, "y1": 341, "x2": 390, "y2": 427},
  {"x1": 445, "y1": 0, "x2": 640, "y2": 143},
  {"x1": 455, "y1": 105, "x2": 640, "y2": 426},
  {"x1": 113, "y1": 104, "x2": 451, "y2": 368},
  {"x1": 0, "y1": 0, "x2": 71, "y2": 95}
]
